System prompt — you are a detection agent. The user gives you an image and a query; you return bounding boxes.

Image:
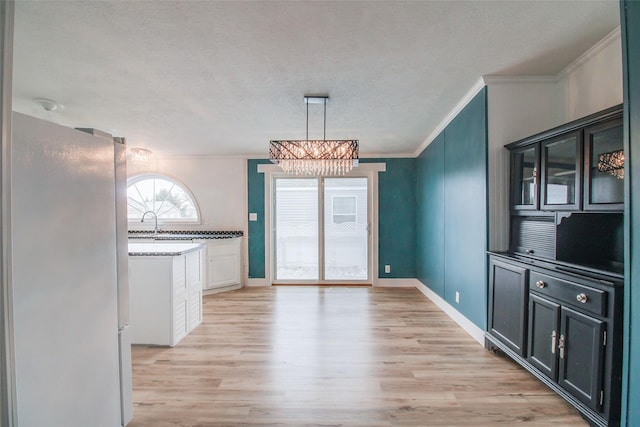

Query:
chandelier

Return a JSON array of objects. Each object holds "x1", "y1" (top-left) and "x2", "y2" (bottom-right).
[
  {"x1": 128, "y1": 147, "x2": 152, "y2": 162},
  {"x1": 597, "y1": 149, "x2": 624, "y2": 179},
  {"x1": 270, "y1": 96, "x2": 359, "y2": 175}
]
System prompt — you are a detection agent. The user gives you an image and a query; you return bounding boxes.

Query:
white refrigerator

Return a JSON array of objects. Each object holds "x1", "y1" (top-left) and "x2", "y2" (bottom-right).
[{"x1": 11, "y1": 113, "x2": 133, "y2": 426}]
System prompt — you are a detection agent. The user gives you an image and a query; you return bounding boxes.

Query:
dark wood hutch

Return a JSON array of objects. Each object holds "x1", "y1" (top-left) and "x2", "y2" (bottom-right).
[{"x1": 486, "y1": 104, "x2": 624, "y2": 427}]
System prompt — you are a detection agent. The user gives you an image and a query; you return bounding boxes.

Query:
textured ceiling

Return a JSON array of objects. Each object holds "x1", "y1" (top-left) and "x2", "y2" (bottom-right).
[{"x1": 12, "y1": 1, "x2": 619, "y2": 157}]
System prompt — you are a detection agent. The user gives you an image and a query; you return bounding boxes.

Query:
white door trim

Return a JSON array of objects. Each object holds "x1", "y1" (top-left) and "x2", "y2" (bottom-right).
[{"x1": 258, "y1": 163, "x2": 385, "y2": 286}]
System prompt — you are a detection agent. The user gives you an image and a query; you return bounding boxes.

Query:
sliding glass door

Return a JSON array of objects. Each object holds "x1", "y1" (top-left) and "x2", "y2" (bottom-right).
[
  {"x1": 274, "y1": 176, "x2": 369, "y2": 283},
  {"x1": 274, "y1": 178, "x2": 319, "y2": 280},
  {"x1": 323, "y1": 178, "x2": 368, "y2": 280}
]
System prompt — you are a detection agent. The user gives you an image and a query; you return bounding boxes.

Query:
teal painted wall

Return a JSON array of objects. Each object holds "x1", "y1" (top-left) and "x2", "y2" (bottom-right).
[
  {"x1": 444, "y1": 90, "x2": 488, "y2": 328},
  {"x1": 247, "y1": 159, "x2": 271, "y2": 278},
  {"x1": 416, "y1": 133, "x2": 445, "y2": 296},
  {"x1": 621, "y1": 1, "x2": 640, "y2": 425},
  {"x1": 415, "y1": 88, "x2": 488, "y2": 329},
  {"x1": 362, "y1": 158, "x2": 417, "y2": 278},
  {"x1": 246, "y1": 158, "x2": 416, "y2": 280}
]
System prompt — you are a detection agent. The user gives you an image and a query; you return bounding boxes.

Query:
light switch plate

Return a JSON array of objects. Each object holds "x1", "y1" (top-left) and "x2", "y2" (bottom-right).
[{"x1": 249, "y1": 213, "x2": 258, "y2": 221}]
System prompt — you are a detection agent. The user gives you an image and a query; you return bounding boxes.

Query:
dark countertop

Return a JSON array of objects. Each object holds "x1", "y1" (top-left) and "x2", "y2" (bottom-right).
[{"x1": 128, "y1": 230, "x2": 243, "y2": 240}]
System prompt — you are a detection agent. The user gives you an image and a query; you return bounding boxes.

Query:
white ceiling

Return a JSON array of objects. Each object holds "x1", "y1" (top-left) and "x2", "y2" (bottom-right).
[{"x1": 11, "y1": 1, "x2": 620, "y2": 157}]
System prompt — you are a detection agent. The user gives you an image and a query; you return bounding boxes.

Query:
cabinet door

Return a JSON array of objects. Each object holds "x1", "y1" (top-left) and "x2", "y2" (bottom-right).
[
  {"x1": 172, "y1": 256, "x2": 188, "y2": 345},
  {"x1": 511, "y1": 145, "x2": 538, "y2": 210},
  {"x1": 541, "y1": 131, "x2": 581, "y2": 210},
  {"x1": 558, "y1": 306, "x2": 605, "y2": 412},
  {"x1": 488, "y1": 259, "x2": 529, "y2": 356},
  {"x1": 207, "y1": 241, "x2": 241, "y2": 289},
  {"x1": 583, "y1": 117, "x2": 624, "y2": 210},
  {"x1": 528, "y1": 294, "x2": 560, "y2": 380}
]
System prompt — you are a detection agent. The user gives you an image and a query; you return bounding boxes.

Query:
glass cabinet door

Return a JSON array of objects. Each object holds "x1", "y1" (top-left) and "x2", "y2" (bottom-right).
[
  {"x1": 511, "y1": 146, "x2": 538, "y2": 210},
  {"x1": 541, "y1": 131, "x2": 581, "y2": 210},
  {"x1": 584, "y1": 118, "x2": 624, "y2": 210}
]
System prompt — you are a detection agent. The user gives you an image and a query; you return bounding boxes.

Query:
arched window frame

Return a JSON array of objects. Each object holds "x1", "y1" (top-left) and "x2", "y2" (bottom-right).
[{"x1": 127, "y1": 173, "x2": 202, "y2": 226}]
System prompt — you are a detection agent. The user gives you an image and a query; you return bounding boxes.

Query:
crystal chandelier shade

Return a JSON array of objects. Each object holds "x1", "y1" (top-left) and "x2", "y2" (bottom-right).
[
  {"x1": 269, "y1": 140, "x2": 359, "y2": 175},
  {"x1": 269, "y1": 96, "x2": 359, "y2": 176}
]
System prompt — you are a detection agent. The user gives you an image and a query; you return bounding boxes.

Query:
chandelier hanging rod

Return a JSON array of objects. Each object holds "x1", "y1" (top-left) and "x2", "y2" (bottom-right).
[{"x1": 304, "y1": 95, "x2": 329, "y2": 141}]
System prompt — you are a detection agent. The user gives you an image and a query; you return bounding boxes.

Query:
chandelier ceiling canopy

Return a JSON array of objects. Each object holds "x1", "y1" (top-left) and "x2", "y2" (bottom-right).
[{"x1": 269, "y1": 96, "x2": 359, "y2": 176}]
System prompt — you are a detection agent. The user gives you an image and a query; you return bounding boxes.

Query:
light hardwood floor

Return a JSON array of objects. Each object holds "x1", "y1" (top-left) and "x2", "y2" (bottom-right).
[{"x1": 129, "y1": 286, "x2": 587, "y2": 426}]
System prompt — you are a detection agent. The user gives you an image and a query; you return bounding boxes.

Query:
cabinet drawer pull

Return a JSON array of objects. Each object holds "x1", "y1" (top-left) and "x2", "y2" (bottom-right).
[
  {"x1": 535, "y1": 280, "x2": 546, "y2": 289},
  {"x1": 576, "y1": 293, "x2": 588, "y2": 303},
  {"x1": 526, "y1": 249, "x2": 535, "y2": 254}
]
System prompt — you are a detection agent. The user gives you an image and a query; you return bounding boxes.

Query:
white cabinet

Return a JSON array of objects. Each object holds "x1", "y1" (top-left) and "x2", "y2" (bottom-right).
[
  {"x1": 203, "y1": 237, "x2": 242, "y2": 293},
  {"x1": 129, "y1": 247, "x2": 203, "y2": 346}
]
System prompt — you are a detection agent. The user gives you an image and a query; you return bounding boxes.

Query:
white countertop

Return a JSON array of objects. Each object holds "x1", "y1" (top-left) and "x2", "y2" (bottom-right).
[{"x1": 128, "y1": 242, "x2": 206, "y2": 256}]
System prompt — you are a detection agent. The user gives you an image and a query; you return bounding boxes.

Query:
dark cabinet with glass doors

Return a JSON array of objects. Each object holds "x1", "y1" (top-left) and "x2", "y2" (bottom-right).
[
  {"x1": 506, "y1": 105, "x2": 624, "y2": 271},
  {"x1": 508, "y1": 105, "x2": 623, "y2": 212},
  {"x1": 488, "y1": 104, "x2": 625, "y2": 427}
]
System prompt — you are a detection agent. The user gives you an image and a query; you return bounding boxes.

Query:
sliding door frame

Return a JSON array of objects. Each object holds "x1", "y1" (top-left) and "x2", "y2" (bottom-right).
[
  {"x1": 258, "y1": 163, "x2": 385, "y2": 286},
  {"x1": 1, "y1": 2, "x2": 16, "y2": 425}
]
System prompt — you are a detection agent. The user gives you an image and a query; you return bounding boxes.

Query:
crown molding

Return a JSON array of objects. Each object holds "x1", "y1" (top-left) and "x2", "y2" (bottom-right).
[
  {"x1": 557, "y1": 26, "x2": 621, "y2": 79},
  {"x1": 482, "y1": 75, "x2": 558, "y2": 85},
  {"x1": 412, "y1": 77, "x2": 486, "y2": 157},
  {"x1": 359, "y1": 152, "x2": 415, "y2": 159}
]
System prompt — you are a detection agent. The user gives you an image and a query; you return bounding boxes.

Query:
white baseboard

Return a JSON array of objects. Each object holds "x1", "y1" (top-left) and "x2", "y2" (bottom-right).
[
  {"x1": 245, "y1": 278, "x2": 269, "y2": 287},
  {"x1": 414, "y1": 281, "x2": 485, "y2": 345},
  {"x1": 203, "y1": 283, "x2": 242, "y2": 295},
  {"x1": 376, "y1": 278, "x2": 419, "y2": 287}
]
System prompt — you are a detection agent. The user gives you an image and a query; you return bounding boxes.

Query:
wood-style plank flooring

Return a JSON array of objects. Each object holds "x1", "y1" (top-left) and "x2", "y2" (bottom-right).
[{"x1": 129, "y1": 286, "x2": 587, "y2": 426}]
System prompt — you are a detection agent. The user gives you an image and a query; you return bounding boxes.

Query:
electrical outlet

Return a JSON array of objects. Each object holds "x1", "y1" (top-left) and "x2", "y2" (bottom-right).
[
  {"x1": 384, "y1": 265, "x2": 391, "y2": 274},
  {"x1": 249, "y1": 213, "x2": 258, "y2": 221},
  {"x1": 455, "y1": 291, "x2": 460, "y2": 303}
]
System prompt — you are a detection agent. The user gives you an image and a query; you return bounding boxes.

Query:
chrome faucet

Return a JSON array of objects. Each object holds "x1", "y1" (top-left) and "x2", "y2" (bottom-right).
[{"x1": 141, "y1": 210, "x2": 159, "y2": 234}]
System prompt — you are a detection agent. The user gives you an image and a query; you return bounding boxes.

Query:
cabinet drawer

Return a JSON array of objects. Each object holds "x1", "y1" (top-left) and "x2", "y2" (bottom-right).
[{"x1": 529, "y1": 271, "x2": 606, "y2": 317}]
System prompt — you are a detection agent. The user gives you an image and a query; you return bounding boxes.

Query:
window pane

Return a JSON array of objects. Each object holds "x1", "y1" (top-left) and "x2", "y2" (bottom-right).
[
  {"x1": 127, "y1": 176, "x2": 199, "y2": 222},
  {"x1": 333, "y1": 196, "x2": 356, "y2": 215},
  {"x1": 324, "y1": 178, "x2": 368, "y2": 280},
  {"x1": 545, "y1": 136, "x2": 577, "y2": 205},
  {"x1": 274, "y1": 178, "x2": 319, "y2": 280},
  {"x1": 590, "y1": 125, "x2": 624, "y2": 204},
  {"x1": 513, "y1": 147, "x2": 536, "y2": 206}
]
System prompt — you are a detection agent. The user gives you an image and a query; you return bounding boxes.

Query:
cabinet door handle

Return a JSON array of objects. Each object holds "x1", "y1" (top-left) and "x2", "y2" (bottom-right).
[
  {"x1": 551, "y1": 330, "x2": 557, "y2": 354},
  {"x1": 558, "y1": 334, "x2": 565, "y2": 359},
  {"x1": 535, "y1": 280, "x2": 546, "y2": 289},
  {"x1": 576, "y1": 293, "x2": 588, "y2": 303}
]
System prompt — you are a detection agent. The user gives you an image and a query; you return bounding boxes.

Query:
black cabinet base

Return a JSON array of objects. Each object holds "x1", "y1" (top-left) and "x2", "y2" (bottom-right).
[{"x1": 485, "y1": 333, "x2": 613, "y2": 427}]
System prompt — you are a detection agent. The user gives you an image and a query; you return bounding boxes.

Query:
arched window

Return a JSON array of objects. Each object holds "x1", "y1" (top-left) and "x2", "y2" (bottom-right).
[{"x1": 127, "y1": 174, "x2": 201, "y2": 224}]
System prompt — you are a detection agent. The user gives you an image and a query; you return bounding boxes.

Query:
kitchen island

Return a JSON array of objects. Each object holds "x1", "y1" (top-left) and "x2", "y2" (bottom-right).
[
  {"x1": 129, "y1": 242, "x2": 205, "y2": 346},
  {"x1": 129, "y1": 231, "x2": 243, "y2": 294}
]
